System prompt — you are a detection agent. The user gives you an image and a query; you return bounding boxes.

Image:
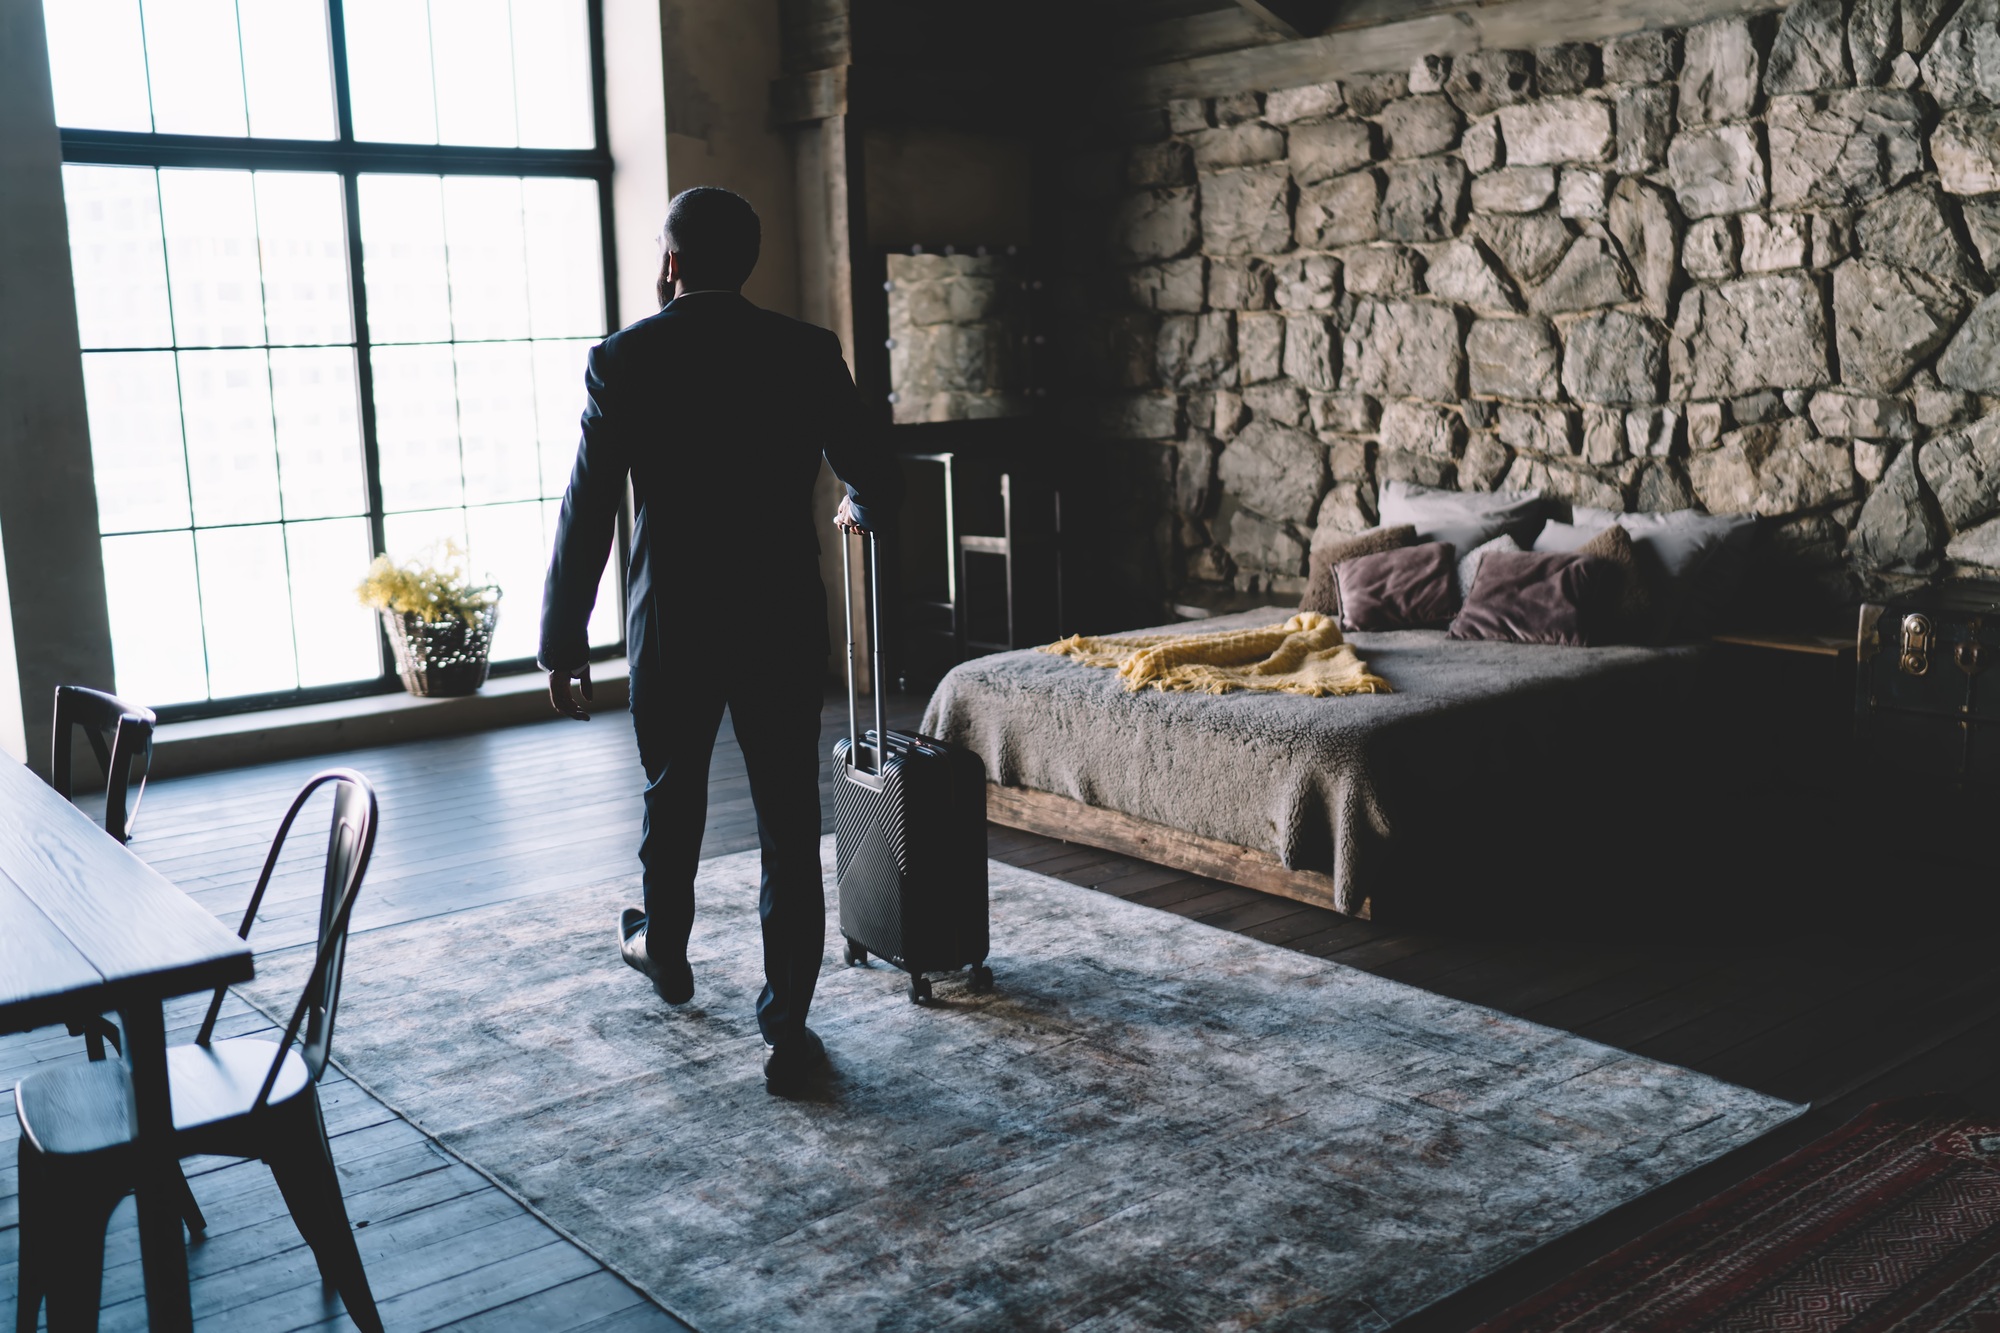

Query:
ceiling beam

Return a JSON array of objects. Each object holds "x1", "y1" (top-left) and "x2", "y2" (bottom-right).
[
  {"x1": 1129, "y1": 0, "x2": 1783, "y2": 105},
  {"x1": 1233, "y1": 0, "x2": 1336, "y2": 40}
]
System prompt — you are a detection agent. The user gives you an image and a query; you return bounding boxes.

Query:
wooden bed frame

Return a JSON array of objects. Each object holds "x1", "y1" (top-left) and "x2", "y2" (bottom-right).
[
  {"x1": 982, "y1": 633, "x2": 1847, "y2": 926},
  {"x1": 984, "y1": 783, "x2": 1371, "y2": 921}
]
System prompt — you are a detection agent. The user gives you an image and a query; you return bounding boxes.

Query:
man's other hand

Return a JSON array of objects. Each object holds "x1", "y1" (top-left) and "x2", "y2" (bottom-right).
[
  {"x1": 835, "y1": 495, "x2": 868, "y2": 534},
  {"x1": 548, "y1": 663, "x2": 594, "y2": 720}
]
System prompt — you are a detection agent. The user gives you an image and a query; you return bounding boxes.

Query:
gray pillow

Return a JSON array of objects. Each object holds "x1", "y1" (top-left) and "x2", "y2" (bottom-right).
[
  {"x1": 1457, "y1": 532, "x2": 1523, "y2": 600},
  {"x1": 1570, "y1": 507, "x2": 1757, "y2": 576},
  {"x1": 1379, "y1": 479, "x2": 1545, "y2": 549},
  {"x1": 1566, "y1": 506, "x2": 1759, "y2": 638},
  {"x1": 1531, "y1": 520, "x2": 1594, "y2": 553}
]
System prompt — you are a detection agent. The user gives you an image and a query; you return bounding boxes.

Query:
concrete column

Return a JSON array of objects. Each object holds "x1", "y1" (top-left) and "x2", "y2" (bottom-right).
[
  {"x1": 0, "y1": 517, "x2": 23, "y2": 764},
  {"x1": 658, "y1": 0, "x2": 801, "y2": 319},
  {"x1": 0, "y1": 0, "x2": 115, "y2": 774},
  {"x1": 605, "y1": 0, "x2": 671, "y2": 331},
  {"x1": 794, "y1": 115, "x2": 868, "y2": 684}
]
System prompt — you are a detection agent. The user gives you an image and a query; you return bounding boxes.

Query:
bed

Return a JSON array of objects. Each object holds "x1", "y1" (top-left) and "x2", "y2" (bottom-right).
[{"x1": 922, "y1": 609, "x2": 1715, "y2": 918}]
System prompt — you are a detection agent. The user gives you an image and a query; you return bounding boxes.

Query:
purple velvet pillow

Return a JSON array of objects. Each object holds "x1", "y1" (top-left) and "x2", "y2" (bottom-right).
[
  {"x1": 1448, "y1": 550, "x2": 1609, "y2": 647},
  {"x1": 1335, "y1": 542, "x2": 1459, "y2": 631}
]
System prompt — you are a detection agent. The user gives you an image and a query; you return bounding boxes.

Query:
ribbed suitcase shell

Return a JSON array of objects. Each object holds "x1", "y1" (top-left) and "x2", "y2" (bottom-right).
[
  {"x1": 832, "y1": 730, "x2": 988, "y2": 974},
  {"x1": 831, "y1": 528, "x2": 990, "y2": 989}
]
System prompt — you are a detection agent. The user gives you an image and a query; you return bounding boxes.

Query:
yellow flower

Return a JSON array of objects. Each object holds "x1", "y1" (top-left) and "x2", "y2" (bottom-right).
[{"x1": 355, "y1": 539, "x2": 500, "y2": 624}]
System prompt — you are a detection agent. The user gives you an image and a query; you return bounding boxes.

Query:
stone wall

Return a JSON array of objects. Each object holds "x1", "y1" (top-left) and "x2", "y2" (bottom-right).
[{"x1": 1055, "y1": 1, "x2": 2000, "y2": 613}]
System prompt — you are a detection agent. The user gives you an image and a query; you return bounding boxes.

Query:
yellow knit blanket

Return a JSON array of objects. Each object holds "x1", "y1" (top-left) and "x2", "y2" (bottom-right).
[{"x1": 1040, "y1": 612, "x2": 1391, "y2": 697}]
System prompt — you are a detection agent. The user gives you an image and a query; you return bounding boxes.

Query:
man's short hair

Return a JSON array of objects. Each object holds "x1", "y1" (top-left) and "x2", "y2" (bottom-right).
[{"x1": 663, "y1": 187, "x2": 760, "y2": 291}]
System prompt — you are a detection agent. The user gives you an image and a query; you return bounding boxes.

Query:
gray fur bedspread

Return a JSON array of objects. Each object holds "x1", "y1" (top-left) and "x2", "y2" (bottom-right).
[{"x1": 921, "y1": 610, "x2": 1710, "y2": 915}]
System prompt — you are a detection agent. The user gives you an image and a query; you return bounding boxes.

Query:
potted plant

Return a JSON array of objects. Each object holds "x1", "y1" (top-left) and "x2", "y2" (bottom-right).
[{"x1": 356, "y1": 541, "x2": 501, "y2": 698}]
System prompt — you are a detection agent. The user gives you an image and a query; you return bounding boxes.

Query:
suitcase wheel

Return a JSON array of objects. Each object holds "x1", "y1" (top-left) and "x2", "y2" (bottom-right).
[
  {"x1": 970, "y1": 965, "x2": 994, "y2": 994},
  {"x1": 843, "y1": 938, "x2": 868, "y2": 967},
  {"x1": 908, "y1": 974, "x2": 933, "y2": 1006}
]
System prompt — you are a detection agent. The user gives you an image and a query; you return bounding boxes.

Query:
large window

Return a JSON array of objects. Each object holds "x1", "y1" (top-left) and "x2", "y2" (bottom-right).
[{"x1": 46, "y1": 0, "x2": 621, "y2": 716}]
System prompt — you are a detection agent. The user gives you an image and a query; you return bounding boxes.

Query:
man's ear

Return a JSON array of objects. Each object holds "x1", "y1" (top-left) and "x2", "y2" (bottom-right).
[{"x1": 656, "y1": 249, "x2": 676, "y2": 309}]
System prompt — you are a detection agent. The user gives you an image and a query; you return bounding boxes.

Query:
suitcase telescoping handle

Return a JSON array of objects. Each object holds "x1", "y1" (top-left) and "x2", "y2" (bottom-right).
[{"x1": 842, "y1": 526, "x2": 887, "y2": 778}]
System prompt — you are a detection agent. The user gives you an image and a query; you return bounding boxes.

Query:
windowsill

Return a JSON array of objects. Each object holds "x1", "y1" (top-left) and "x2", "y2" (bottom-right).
[{"x1": 151, "y1": 658, "x2": 629, "y2": 779}]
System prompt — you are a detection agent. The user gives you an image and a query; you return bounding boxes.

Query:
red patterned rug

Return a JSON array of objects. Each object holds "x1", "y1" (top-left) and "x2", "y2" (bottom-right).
[{"x1": 1475, "y1": 1100, "x2": 2000, "y2": 1333}]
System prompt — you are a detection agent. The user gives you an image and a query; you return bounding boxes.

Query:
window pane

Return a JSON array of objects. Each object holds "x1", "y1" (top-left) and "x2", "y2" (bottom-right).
[
  {"x1": 81, "y1": 352, "x2": 190, "y2": 534},
  {"x1": 523, "y1": 178, "x2": 604, "y2": 338},
  {"x1": 270, "y1": 348, "x2": 366, "y2": 520},
  {"x1": 430, "y1": 0, "x2": 520, "y2": 147},
  {"x1": 63, "y1": 165, "x2": 173, "y2": 350},
  {"x1": 43, "y1": 0, "x2": 152, "y2": 132},
  {"x1": 179, "y1": 349, "x2": 282, "y2": 527},
  {"x1": 542, "y1": 498, "x2": 622, "y2": 649},
  {"x1": 342, "y1": 0, "x2": 437, "y2": 144},
  {"x1": 196, "y1": 524, "x2": 298, "y2": 696},
  {"x1": 531, "y1": 339, "x2": 590, "y2": 498},
  {"x1": 103, "y1": 531, "x2": 209, "y2": 705},
  {"x1": 382, "y1": 507, "x2": 468, "y2": 566},
  {"x1": 255, "y1": 172, "x2": 350, "y2": 345},
  {"x1": 286, "y1": 518, "x2": 380, "y2": 686},
  {"x1": 511, "y1": 0, "x2": 593, "y2": 149},
  {"x1": 140, "y1": 0, "x2": 247, "y2": 137},
  {"x1": 358, "y1": 175, "x2": 451, "y2": 344},
  {"x1": 372, "y1": 344, "x2": 463, "y2": 512},
  {"x1": 456, "y1": 342, "x2": 540, "y2": 504},
  {"x1": 590, "y1": 556, "x2": 620, "y2": 647},
  {"x1": 57, "y1": 0, "x2": 616, "y2": 709},
  {"x1": 239, "y1": 0, "x2": 336, "y2": 139},
  {"x1": 443, "y1": 176, "x2": 530, "y2": 340},
  {"x1": 466, "y1": 501, "x2": 543, "y2": 660},
  {"x1": 160, "y1": 169, "x2": 266, "y2": 347}
]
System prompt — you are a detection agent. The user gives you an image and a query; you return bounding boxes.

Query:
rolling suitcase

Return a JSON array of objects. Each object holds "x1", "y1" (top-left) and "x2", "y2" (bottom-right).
[{"x1": 832, "y1": 529, "x2": 992, "y2": 1005}]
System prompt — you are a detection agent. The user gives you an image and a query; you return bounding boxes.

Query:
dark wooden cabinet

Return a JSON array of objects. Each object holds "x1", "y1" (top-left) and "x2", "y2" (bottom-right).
[{"x1": 894, "y1": 429, "x2": 1065, "y2": 686}]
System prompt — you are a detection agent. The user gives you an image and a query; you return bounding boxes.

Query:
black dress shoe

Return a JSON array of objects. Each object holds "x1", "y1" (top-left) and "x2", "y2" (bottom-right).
[
  {"x1": 763, "y1": 1026, "x2": 827, "y2": 1098},
  {"x1": 619, "y1": 908, "x2": 694, "y2": 1004}
]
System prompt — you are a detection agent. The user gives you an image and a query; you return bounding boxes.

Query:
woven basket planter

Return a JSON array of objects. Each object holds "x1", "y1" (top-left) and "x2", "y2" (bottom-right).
[{"x1": 381, "y1": 605, "x2": 499, "y2": 698}]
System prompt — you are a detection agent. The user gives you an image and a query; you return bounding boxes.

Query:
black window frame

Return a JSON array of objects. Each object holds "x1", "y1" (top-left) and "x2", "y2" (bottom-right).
[{"x1": 57, "y1": 0, "x2": 627, "y2": 723}]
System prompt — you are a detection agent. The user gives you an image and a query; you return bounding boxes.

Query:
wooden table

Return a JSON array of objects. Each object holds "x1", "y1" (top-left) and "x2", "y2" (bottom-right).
[{"x1": 0, "y1": 757, "x2": 252, "y2": 1332}]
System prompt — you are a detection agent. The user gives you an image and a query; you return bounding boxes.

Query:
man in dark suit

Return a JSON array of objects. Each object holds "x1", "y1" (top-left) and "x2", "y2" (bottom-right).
[{"x1": 539, "y1": 186, "x2": 901, "y2": 1096}]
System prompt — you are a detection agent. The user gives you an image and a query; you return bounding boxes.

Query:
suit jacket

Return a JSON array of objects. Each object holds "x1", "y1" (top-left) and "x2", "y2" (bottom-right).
[{"x1": 538, "y1": 290, "x2": 902, "y2": 674}]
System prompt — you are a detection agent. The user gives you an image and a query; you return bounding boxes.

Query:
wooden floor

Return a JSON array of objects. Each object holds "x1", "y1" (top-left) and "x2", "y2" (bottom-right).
[{"x1": 5, "y1": 684, "x2": 1998, "y2": 1330}]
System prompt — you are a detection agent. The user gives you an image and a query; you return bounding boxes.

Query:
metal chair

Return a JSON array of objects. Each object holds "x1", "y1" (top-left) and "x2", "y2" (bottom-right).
[
  {"x1": 51, "y1": 684, "x2": 156, "y2": 846},
  {"x1": 13, "y1": 770, "x2": 386, "y2": 1333},
  {"x1": 50, "y1": 685, "x2": 157, "y2": 1062}
]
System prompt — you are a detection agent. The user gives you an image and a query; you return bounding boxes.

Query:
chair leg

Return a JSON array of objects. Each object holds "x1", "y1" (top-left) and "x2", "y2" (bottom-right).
[
  {"x1": 17, "y1": 1138, "x2": 123, "y2": 1333},
  {"x1": 83, "y1": 1023, "x2": 107, "y2": 1063},
  {"x1": 45, "y1": 1198, "x2": 120, "y2": 1333},
  {"x1": 265, "y1": 1094, "x2": 384, "y2": 1333},
  {"x1": 16, "y1": 1139, "x2": 46, "y2": 1333},
  {"x1": 172, "y1": 1160, "x2": 207, "y2": 1235}
]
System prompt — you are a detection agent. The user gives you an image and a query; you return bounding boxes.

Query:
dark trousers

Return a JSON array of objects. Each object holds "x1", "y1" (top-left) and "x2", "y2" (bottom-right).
[{"x1": 629, "y1": 656, "x2": 825, "y2": 1045}]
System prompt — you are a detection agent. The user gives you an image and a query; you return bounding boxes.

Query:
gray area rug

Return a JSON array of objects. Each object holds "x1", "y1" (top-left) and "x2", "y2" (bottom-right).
[{"x1": 244, "y1": 840, "x2": 1799, "y2": 1332}]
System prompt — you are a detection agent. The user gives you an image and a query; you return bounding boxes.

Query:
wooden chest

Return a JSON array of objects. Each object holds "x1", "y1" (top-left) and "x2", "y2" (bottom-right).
[{"x1": 1857, "y1": 580, "x2": 2000, "y2": 787}]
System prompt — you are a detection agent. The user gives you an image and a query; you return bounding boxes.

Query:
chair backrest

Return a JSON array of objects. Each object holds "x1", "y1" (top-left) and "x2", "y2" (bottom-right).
[
  {"x1": 51, "y1": 685, "x2": 156, "y2": 843},
  {"x1": 196, "y1": 768, "x2": 379, "y2": 1110}
]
